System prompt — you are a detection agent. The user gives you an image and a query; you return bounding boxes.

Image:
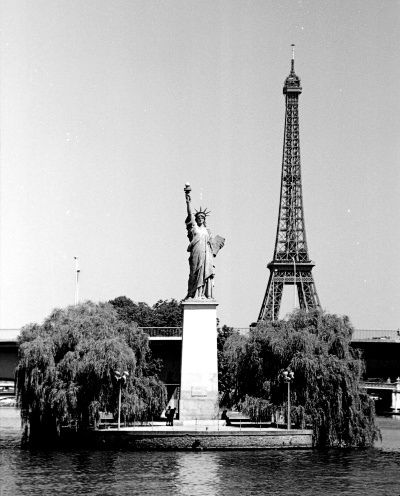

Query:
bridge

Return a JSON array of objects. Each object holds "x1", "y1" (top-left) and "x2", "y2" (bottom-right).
[
  {"x1": 0, "y1": 327, "x2": 184, "y2": 407},
  {"x1": 0, "y1": 329, "x2": 20, "y2": 395},
  {"x1": 361, "y1": 379, "x2": 400, "y2": 413},
  {"x1": 2, "y1": 327, "x2": 399, "y2": 412}
]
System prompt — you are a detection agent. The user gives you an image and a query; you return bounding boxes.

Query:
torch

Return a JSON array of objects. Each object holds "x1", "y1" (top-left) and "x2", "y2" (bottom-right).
[{"x1": 184, "y1": 182, "x2": 191, "y2": 203}]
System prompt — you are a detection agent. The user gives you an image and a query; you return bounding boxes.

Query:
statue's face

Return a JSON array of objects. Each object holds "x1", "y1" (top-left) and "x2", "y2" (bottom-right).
[{"x1": 196, "y1": 215, "x2": 205, "y2": 226}]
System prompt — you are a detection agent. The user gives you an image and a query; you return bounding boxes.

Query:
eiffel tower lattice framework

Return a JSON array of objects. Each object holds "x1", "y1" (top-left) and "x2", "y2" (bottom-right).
[{"x1": 258, "y1": 46, "x2": 321, "y2": 322}]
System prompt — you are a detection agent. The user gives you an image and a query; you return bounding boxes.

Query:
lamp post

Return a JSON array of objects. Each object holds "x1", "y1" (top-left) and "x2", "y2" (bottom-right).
[
  {"x1": 74, "y1": 256, "x2": 80, "y2": 305},
  {"x1": 282, "y1": 370, "x2": 294, "y2": 430},
  {"x1": 114, "y1": 370, "x2": 129, "y2": 430}
]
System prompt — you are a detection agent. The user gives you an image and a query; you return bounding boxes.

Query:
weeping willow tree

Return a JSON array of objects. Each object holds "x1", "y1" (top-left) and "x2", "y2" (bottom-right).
[
  {"x1": 16, "y1": 301, "x2": 167, "y2": 445},
  {"x1": 222, "y1": 309, "x2": 380, "y2": 447}
]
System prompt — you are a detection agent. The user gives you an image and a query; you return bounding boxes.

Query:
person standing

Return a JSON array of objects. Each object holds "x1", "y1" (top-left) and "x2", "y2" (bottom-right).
[
  {"x1": 169, "y1": 407, "x2": 176, "y2": 426},
  {"x1": 165, "y1": 406, "x2": 171, "y2": 426}
]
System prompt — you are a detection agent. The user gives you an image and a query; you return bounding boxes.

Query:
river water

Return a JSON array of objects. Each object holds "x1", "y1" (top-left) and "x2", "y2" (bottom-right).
[{"x1": 1, "y1": 408, "x2": 400, "y2": 495}]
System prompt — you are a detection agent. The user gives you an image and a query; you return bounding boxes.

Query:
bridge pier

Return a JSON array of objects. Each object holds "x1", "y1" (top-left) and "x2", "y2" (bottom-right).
[{"x1": 392, "y1": 377, "x2": 400, "y2": 413}]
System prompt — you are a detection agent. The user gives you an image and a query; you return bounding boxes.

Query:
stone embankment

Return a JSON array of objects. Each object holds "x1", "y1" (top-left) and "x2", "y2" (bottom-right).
[{"x1": 66, "y1": 425, "x2": 313, "y2": 450}]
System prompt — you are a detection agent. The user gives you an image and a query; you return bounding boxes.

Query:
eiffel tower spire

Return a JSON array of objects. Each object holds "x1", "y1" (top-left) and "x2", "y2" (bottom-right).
[{"x1": 258, "y1": 46, "x2": 321, "y2": 321}]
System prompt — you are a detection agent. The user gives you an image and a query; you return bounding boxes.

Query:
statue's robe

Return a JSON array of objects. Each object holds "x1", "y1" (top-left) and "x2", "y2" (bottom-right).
[{"x1": 186, "y1": 214, "x2": 214, "y2": 298}]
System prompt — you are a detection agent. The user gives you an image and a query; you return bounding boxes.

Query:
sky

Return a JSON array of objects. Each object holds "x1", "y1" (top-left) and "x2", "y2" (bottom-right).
[{"x1": 1, "y1": 0, "x2": 399, "y2": 331}]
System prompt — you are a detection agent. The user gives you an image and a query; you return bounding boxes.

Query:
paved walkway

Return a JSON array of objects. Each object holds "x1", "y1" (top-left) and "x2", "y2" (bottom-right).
[{"x1": 99, "y1": 423, "x2": 286, "y2": 433}]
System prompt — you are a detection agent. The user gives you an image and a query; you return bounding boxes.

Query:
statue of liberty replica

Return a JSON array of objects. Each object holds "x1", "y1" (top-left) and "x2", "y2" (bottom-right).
[
  {"x1": 180, "y1": 183, "x2": 225, "y2": 420},
  {"x1": 184, "y1": 182, "x2": 224, "y2": 300}
]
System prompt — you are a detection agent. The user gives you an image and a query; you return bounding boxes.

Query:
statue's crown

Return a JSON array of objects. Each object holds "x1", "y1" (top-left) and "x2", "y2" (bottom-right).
[{"x1": 194, "y1": 207, "x2": 211, "y2": 218}]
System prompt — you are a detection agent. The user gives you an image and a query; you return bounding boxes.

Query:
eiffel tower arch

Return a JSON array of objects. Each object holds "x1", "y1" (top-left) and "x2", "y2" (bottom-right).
[{"x1": 258, "y1": 46, "x2": 321, "y2": 322}]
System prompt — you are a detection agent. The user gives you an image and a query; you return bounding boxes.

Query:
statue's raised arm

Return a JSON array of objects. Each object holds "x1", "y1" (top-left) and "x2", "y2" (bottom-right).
[
  {"x1": 183, "y1": 183, "x2": 225, "y2": 300},
  {"x1": 184, "y1": 183, "x2": 193, "y2": 218}
]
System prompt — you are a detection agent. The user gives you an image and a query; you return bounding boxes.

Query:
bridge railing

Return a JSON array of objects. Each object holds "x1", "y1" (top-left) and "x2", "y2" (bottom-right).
[
  {"x1": 362, "y1": 379, "x2": 400, "y2": 390},
  {"x1": 140, "y1": 327, "x2": 252, "y2": 338},
  {"x1": 227, "y1": 328, "x2": 400, "y2": 341},
  {"x1": 2, "y1": 327, "x2": 399, "y2": 342},
  {"x1": 231, "y1": 328, "x2": 251, "y2": 336},
  {"x1": 141, "y1": 327, "x2": 183, "y2": 338},
  {"x1": 352, "y1": 329, "x2": 400, "y2": 342}
]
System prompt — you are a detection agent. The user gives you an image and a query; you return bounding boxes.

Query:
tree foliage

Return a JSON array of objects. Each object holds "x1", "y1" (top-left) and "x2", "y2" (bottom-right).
[
  {"x1": 16, "y1": 301, "x2": 167, "y2": 444},
  {"x1": 222, "y1": 309, "x2": 380, "y2": 447},
  {"x1": 109, "y1": 296, "x2": 183, "y2": 327}
]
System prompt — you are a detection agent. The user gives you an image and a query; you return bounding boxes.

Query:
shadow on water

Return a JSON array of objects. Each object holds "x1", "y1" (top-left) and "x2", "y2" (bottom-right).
[{"x1": 1, "y1": 409, "x2": 400, "y2": 496}]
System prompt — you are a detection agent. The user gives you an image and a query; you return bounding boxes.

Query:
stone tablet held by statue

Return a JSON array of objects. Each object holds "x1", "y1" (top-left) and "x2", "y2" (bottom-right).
[{"x1": 184, "y1": 183, "x2": 225, "y2": 300}]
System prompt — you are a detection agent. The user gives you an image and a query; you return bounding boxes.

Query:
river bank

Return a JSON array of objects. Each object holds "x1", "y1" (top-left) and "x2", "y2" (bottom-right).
[{"x1": 62, "y1": 424, "x2": 313, "y2": 450}]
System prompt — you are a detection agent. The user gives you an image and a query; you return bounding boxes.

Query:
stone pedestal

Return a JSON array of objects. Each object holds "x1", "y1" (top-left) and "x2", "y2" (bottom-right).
[{"x1": 179, "y1": 300, "x2": 219, "y2": 420}]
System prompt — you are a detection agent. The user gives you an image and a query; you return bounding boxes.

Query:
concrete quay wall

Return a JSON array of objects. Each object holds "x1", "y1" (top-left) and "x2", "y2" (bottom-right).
[{"x1": 74, "y1": 429, "x2": 313, "y2": 450}]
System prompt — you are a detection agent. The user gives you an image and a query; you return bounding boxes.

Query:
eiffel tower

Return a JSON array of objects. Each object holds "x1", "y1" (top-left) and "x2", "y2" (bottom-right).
[{"x1": 258, "y1": 46, "x2": 321, "y2": 321}]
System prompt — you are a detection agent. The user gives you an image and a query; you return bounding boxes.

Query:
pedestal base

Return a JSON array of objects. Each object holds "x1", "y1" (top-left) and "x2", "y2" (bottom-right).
[{"x1": 179, "y1": 300, "x2": 219, "y2": 420}]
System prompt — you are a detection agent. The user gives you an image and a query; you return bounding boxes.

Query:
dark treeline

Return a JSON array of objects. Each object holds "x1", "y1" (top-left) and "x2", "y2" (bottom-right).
[{"x1": 109, "y1": 296, "x2": 183, "y2": 327}]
